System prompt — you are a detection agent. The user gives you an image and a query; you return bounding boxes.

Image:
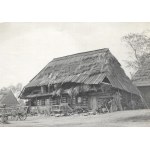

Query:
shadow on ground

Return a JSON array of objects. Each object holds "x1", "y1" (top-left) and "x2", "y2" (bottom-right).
[{"x1": 117, "y1": 112, "x2": 150, "y2": 122}]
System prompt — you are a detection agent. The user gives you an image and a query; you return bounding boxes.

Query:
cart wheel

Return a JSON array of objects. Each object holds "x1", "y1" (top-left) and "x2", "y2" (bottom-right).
[
  {"x1": 19, "y1": 113, "x2": 27, "y2": 121},
  {"x1": 1, "y1": 116, "x2": 8, "y2": 123}
]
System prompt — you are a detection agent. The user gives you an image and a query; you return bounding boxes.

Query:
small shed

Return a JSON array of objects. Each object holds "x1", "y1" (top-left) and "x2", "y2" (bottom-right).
[
  {"x1": 132, "y1": 57, "x2": 150, "y2": 108},
  {"x1": 0, "y1": 90, "x2": 19, "y2": 107}
]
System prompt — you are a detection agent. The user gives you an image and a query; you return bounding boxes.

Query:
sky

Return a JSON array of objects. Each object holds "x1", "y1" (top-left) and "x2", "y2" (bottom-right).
[{"x1": 0, "y1": 22, "x2": 150, "y2": 89}]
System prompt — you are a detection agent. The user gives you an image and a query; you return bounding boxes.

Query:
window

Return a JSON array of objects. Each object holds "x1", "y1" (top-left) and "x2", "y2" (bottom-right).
[
  {"x1": 41, "y1": 99, "x2": 45, "y2": 106},
  {"x1": 37, "y1": 100, "x2": 40, "y2": 106},
  {"x1": 77, "y1": 97, "x2": 82, "y2": 103},
  {"x1": 41, "y1": 86, "x2": 48, "y2": 93},
  {"x1": 45, "y1": 99, "x2": 50, "y2": 105},
  {"x1": 102, "y1": 77, "x2": 110, "y2": 84}
]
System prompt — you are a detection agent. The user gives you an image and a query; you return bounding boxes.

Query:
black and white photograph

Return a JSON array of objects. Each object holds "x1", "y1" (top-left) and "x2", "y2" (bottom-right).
[
  {"x1": 0, "y1": 22, "x2": 150, "y2": 127},
  {"x1": 1, "y1": 1, "x2": 150, "y2": 150}
]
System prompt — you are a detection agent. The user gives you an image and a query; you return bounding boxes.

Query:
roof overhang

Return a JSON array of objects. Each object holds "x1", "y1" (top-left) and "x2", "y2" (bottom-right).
[{"x1": 133, "y1": 81, "x2": 150, "y2": 87}]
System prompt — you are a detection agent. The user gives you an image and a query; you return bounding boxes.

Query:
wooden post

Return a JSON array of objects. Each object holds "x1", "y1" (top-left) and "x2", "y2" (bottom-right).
[
  {"x1": 41, "y1": 86, "x2": 44, "y2": 94},
  {"x1": 48, "y1": 84, "x2": 50, "y2": 93},
  {"x1": 131, "y1": 93, "x2": 134, "y2": 110}
]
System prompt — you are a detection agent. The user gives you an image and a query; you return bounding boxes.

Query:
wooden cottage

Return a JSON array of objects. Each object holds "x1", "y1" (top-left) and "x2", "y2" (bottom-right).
[
  {"x1": 132, "y1": 56, "x2": 150, "y2": 108},
  {"x1": 20, "y1": 48, "x2": 145, "y2": 114}
]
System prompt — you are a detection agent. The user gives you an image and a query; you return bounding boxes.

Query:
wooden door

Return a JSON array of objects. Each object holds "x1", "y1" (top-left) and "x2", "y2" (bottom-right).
[{"x1": 90, "y1": 96, "x2": 97, "y2": 112}]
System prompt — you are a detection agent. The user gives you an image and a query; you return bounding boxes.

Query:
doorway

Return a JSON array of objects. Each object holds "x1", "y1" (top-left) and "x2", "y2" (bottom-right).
[{"x1": 90, "y1": 96, "x2": 97, "y2": 112}]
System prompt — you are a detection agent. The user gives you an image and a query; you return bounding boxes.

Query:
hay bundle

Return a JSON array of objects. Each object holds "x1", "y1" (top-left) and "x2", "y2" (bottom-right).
[
  {"x1": 73, "y1": 86, "x2": 81, "y2": 96},
  {"x1": 56, "y1": 88, "x2": 63, "y2": 96},
  {"x1": 81, "y1": 84, "x2": 91, "y2": 92},
  {"x1": 65, "y1": 84, "x2": 92, "y2": 98},
  {"x1": 66, "y1": 87, "x2": 74, "y2": 98},
  {"x1": 52, "y1": 91, "x2": 57, "y2": 97}
]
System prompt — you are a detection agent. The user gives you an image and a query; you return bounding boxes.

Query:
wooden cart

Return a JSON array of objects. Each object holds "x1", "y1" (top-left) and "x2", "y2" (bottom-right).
[
  {"x1": 0, "y1": 106, "x2": 12, "y2": 123},
  {"x1": 0, "y1": 105, "x2": 28, "y2": 123},
  {"x1": 10, "y1": 106, "x2": 28, "y2": 121}
]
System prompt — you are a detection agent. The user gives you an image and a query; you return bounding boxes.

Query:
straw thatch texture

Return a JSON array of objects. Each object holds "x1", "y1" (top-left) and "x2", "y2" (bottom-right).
[
  {"x1": 23, "y1": 48, "x2": 140, "y2": 96},
  {"x1": 0, "y1": 90, "x2": 19, "y2": 107}
]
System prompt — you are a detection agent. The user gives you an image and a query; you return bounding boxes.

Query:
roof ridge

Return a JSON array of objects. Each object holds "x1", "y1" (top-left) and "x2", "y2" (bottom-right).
[
  {"x1": 52, "y1": 48, "x2": 109, "y2": 61},
  {"x1": 28, "y1": 48, "x2": 110, "y2": 82}
]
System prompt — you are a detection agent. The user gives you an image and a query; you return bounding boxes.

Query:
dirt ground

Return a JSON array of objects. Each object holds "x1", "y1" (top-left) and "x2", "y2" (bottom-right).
[{"x1": 1, "y1": 109, "x2": 150, "y2": 127}]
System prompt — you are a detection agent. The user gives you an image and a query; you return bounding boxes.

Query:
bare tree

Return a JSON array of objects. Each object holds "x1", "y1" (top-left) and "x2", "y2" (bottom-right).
[
  {"x1": 122, "y1": 31, "x2": 150, "y2": 76},
  {"x1": 16, "y1": 83, "x2": 23, "y2": 92},
  {"x1": 0, "y1": 83, "x2": 23, "y2": 93},
  {"x1": 8, "y1": 85, "x2": 16, "y2": 93}
]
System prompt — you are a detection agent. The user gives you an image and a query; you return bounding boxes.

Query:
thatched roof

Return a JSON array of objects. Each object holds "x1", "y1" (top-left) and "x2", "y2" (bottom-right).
[
  {"x1": 23, "y1": 48, "x2": 140, "y2": 96},
  {"x1": 133, "y1": 56, "x2": 150, "y2": 87},
  {"x1": 0, "y1": 90, "x2": 19, "y2": 107}
]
